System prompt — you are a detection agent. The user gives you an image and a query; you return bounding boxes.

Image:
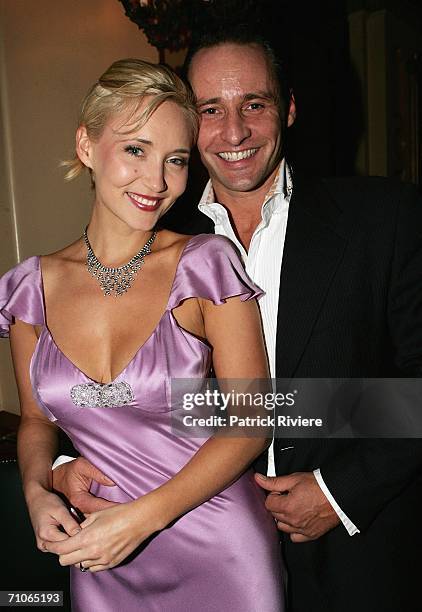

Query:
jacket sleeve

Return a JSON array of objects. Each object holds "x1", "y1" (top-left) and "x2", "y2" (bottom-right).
[{"x1": 320, "y1": 182, "x2": 422, "y2": 530}]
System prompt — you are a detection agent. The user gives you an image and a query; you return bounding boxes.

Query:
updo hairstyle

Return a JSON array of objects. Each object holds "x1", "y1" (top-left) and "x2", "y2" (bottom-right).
[{"x1": 62, "y1": 58, "x2": 198, "y2": 181}]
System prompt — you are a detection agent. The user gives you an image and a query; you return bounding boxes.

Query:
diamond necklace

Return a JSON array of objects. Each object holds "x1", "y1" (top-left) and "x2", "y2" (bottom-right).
[{"x1": 83, "y1": 228, "x2": 157, "y2": 297}]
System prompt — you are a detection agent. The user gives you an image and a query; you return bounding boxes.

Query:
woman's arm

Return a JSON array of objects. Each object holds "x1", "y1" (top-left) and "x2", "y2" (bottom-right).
[
  {"x1": 47, "y1": 295, "x2": 271, "y2": 571},
  {"x1": 11, "y1": 319, "x2": 83, "y2": 549},
  {"x1": 152, "y1": 293, "x2": 271, "y2": 516}
]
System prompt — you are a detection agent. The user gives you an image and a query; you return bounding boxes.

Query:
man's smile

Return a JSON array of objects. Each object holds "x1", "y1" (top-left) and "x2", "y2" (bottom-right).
[{"x1": 217, "y1": 148, "x2": 259, "y2": 162}]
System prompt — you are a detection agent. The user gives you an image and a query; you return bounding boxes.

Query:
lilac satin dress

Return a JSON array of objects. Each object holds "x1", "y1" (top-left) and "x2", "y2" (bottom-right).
[{"x1": 0, "y1": 234, "x2": 284, "y2": 612}]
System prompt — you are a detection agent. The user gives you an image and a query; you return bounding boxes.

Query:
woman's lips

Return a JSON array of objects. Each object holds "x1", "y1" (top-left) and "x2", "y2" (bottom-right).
[{"x1": 126, "y1": 192, "x2": 162, "y2": 211}]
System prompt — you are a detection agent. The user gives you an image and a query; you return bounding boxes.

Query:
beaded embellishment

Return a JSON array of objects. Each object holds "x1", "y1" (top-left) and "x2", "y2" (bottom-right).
[{"x1": 70, "y1": 381, "x2": 134, "y2": 408}]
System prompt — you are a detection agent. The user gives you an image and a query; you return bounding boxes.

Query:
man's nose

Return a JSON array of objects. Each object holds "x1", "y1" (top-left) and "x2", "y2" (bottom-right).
[{"x1": 220, "y1": 112, "x2": 251, "y2": 146}]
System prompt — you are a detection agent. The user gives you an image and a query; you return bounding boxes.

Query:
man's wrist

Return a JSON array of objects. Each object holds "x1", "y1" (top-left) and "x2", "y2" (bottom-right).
[{"x1": 313, "y1": 468, "x2": 360, "y2": 536}]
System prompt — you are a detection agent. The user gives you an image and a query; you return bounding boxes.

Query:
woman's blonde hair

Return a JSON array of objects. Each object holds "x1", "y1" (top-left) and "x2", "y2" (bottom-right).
[{"x1": 62, "y1": 58, "x2": 198, "y2": 181}]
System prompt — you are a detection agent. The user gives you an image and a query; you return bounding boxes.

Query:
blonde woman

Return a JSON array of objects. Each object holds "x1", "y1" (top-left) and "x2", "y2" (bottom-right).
[{"x1": 0, "y1": 59, "x2": 283, "y2": 611}]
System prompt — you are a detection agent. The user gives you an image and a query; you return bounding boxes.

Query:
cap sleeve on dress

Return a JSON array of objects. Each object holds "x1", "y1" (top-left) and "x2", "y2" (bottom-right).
[
  {"x1": 0, "y1": 256, "x2": 44, "y2": 337},
  {"x1": 169, "y1": 234, "x2": 264, "y2": 309}
]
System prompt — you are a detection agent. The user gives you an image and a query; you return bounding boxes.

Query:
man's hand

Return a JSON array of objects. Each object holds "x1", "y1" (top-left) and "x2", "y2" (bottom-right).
[
  {"x1": 255, "y1": 471, "x2": 340, "y2": 542},
  {"x1": 52, "y1": 457, "x2": 117, "y2": 514}
]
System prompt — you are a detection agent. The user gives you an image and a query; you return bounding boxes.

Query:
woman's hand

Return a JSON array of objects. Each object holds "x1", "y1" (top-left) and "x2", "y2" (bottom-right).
[
  {"x1": 26, "y1": 486, "x2": 82, "y2": 551},
  {"x1": 45, "y1": 495, "x2": 163, "y2": 572}
]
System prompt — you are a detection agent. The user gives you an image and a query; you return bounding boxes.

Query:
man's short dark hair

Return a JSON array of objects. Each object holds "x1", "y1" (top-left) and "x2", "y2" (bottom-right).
[{"x1": 183, "y1": 25, "x2": 292, "y2": 124}]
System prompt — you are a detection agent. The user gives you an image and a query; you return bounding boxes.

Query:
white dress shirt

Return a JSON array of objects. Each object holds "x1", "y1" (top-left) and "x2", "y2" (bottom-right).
[{"x1": 198, "y1": 159, "x2": 359, "y2": 536}]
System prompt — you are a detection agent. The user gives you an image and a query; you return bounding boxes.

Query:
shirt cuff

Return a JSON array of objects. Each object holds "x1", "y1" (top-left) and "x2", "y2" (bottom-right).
[
  {"x1": 313, "y1": 468, "x2": 360, "y2": 536},
  {"x1": 52, "y1": 455, "x2": 76, "y2": 470},
  {"x1": 267, "y1": 441, "x2": 276, "y2": 476}
]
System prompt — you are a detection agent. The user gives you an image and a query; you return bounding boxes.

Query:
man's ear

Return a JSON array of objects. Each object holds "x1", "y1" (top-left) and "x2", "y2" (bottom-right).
[
  {"x1": 287, "y1": 92, "x2": 296, "y2": 128},
  {"x1": 76, "y1": 126, "x2": 93, "y2": 169}
]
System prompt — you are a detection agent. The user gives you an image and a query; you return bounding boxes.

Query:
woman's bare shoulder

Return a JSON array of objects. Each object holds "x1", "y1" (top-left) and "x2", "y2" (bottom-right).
[
  {"x1": 40, "y1": 238, "x2": 84, "y2": 279},
  {"x1": 153, "y1": 230, "x2": 195, "y2": 264},
  {"x1": 156, "y1": 229, "x2": 193, "y2": 249}
]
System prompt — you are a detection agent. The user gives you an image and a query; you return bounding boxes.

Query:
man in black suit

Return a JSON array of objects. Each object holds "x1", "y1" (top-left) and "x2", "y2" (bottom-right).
[{"x1": 54, "y1": 30, "x2": 422, "y2": 612}]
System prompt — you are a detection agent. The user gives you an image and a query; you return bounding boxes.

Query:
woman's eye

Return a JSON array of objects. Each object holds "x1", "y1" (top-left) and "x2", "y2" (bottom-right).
[
  {"x1": 168, "y1": 157, "x2": 188, "y2": 167},
  {"x1": 124, "y1": 145, "x2": 143, "y2": 157}
]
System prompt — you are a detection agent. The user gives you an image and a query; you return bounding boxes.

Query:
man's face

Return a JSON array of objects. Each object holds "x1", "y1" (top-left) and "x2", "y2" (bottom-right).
[{"x1": 189, "y1": 43, "x2": 292, "y2": 197}]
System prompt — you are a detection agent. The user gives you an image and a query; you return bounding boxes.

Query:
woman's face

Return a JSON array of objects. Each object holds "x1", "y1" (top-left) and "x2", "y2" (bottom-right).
[{"x1": 77, "y1": 100, "x2": 192, "y2": 231}]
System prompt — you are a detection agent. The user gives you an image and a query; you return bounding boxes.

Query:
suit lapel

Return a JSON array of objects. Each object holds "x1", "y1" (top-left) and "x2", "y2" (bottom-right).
[{"x1": 276, "y1": 177, "x2": 349, "y2": 377}]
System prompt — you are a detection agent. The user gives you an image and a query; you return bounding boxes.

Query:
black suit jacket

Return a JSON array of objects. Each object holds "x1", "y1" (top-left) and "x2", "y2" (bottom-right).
[
  {"x1": 182, "y1": 174, "x2": 422, "y2": 612},
  {"x1": 272, "y1": 175, "x2": 422, "y2": 612}
]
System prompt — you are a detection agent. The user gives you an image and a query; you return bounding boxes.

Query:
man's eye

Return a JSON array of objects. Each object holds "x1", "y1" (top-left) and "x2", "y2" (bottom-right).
[
  {"x1": 200, "y1": 107, "x2": 219, "y2": 115},
  {"x1": 124, "y1": 145, "x2": 143, "y2": 157},
  {"x1": 245, "y1": 102, "x2": 265, "y2": 111}
]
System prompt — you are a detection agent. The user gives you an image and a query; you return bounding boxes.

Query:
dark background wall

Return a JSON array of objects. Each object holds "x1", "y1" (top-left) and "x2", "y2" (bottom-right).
[
  {"x1": 237, "y1": 0, "x2": 421, "y2": 179},
  {"x1": 274, "y1": 1, "x2": 357, "y2": 176}
]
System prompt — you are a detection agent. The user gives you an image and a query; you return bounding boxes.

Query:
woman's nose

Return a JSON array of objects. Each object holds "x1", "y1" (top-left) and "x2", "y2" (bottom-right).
[{"x1": 144, "y1": 162, "x2": 167, "y2": 193}]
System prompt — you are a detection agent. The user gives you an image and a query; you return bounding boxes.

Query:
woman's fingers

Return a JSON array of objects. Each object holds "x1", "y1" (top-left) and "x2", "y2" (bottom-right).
[
  {"x1": 56, "y1": 506, "x2": 82, "y2": 536},
  {"x1": 36, "y1": 504, "x2": 81, "y2": 550},
  {"x1": 46, "y1": 530, "x2": 84, "y2": 555},
  {"x1": 59, "y1": 549, "x2": 101, "y2": 567},
  {"x1": 79, "y1": 513, "x2": 96, "y2": 529},
  {"x1": 73, "y1": 559, "x2": 103, "y2": 571},
  {"x1": 31, "y1": 492, "x2": 82, "y2": 552},
  {"x1": 73, "y1": 562, "x2": 109, "y2": 573},
  {"x1": 46, "y1": 504, "x2": 144, "y2": 571},
  {"x1": 39, "y1": 524, "x2": 70, "y2": 544},
  {"x1": 85, "y1": 564, "x2": 108, "y2": 573}
]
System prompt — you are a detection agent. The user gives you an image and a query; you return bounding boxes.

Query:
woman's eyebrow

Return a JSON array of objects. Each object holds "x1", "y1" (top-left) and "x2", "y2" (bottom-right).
[
  {"x1": 119, "y1": 137, "x2": 190, "y2": 155},
  {"x1": 116, "y1": 136, "x2": 152, "y2": 144}
]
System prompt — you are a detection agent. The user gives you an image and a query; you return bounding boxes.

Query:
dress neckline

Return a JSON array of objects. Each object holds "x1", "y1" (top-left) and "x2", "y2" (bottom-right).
[{"x1": 36, "y1": 234, "x2": 208, "y2": 385}]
